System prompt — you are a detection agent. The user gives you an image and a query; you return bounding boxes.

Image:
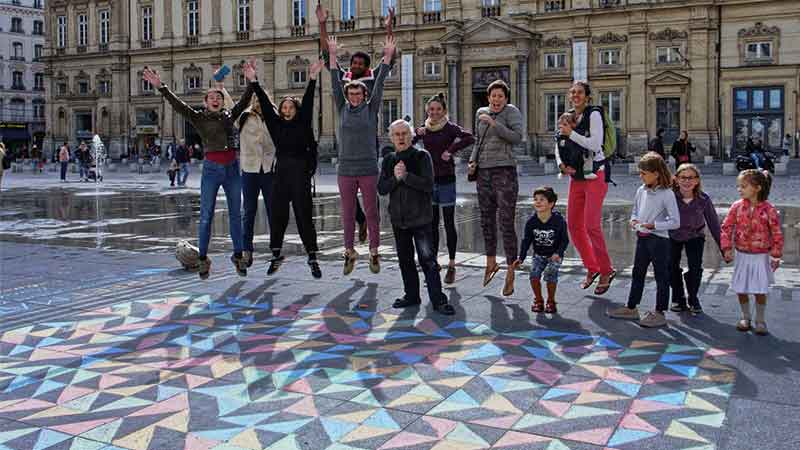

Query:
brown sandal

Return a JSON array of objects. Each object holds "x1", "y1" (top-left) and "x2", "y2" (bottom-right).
[
  {"x1": 531, "y1": 301, "x2": 544, "y2": 313},
  {"x1": 502, "y1": 270, "x2": 515, "y2": 296},
  {"x1": 594, "y1": 270, "x2": 617, "y2": 296},
  {"x1": 483, "y1": 263, "x2": 501, "y2": 287},
  {"x1": 581, "y1": 272, "x2": 600, "y2": 290},
  {"x1": 544, "y1": 302, "x2": 558, "y2": 314}
]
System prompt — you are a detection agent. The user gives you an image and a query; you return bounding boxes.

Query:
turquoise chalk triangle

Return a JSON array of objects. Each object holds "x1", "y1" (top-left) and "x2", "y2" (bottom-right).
[
  {"x1": 608, "y1": 428, "x2": 658, "y2": 447},
  {"x1": 644, "y1": 391, "x2": 687, "y2": 405},
  {"x1": 320, "y1": 418, "x2": 359, "y2": 441},
  {"x1": 604, "y1": 380, "x2": 641, "y2": 397},
  {"x1": 363, "y1": 408, "x2": 402, "y2": 430},
  {"x1": 663, "y1": 363, "x2": 699, "y2": 378}
]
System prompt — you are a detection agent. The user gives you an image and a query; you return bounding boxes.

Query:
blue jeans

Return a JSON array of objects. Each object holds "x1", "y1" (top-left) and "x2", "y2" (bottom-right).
[
  {"x1": 178, "y1": 163, "x2": 189, "y2": 185},
  {"x1": 199, "y1": 160, "x2": 242, "y2": 258},
  {"x1": 241, "y1": 169, "x2": 273, "y2": 252},
  {"x1": 79, "y1": 163, "x2": 90, "y2": 179},
  {"x1": 529, "y1": 254, "x2": 562, "y2": 283},
  {"x1": 60, "y1": 162, "x2": 68, "y2": 180}
]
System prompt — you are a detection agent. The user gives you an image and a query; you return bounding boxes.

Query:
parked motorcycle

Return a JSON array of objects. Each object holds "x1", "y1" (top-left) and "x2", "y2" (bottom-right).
[{"x1": 735, "y1": 151, "x2": 775, "y2": 173}]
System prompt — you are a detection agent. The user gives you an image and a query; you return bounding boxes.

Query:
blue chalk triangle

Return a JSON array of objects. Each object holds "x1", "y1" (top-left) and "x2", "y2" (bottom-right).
[
  {"x1": 604, "y1": 380, "x2": 641, "y2": 397},
  {"x1": 660, "y1": 354, "x2": 698, "y2": 363},
  {"x1": 644, "y1": 391, "x2": 686, "y2": 405},
  {"x1": 608, "y1": 428, "x2": 658, "y2": 447},
  {"x1": 595, "y1": 337, "x2": 623, "y2": 349},
  {"x1": 363, "y1": 408, "x2": 401, "y2": 430},
  {"x1": 447, "y1": 389, "x2": 480, "y2": 406},
  {"x1": 664, "y1": 363, "x2": 699, "y2": 378}
]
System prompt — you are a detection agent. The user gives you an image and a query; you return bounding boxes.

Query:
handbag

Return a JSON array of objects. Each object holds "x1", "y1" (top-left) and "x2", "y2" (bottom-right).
[{"x1": 467, "y1": 113, "x2": 495, "y2": 182}]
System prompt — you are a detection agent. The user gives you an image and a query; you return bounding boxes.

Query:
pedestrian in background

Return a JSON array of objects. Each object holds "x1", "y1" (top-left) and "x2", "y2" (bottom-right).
[
  {"x1": 0, "y1": 142, "x2": 6, "y2": 191},
  {"x1": 650, "y1": 128, "x2": 666, "y2": 159},
  {"x1": 175, "y1": 139, "x2": 190, "y2": 187},
  {"x1": 59, "y1": 142, "x2": 70, "y2": 182},
  {"x1": 78, "y1": 141, "x2": 91, "y2": 182},
  {"x1": 671, "y1": 130, "x2": 695, "y2": 165}
]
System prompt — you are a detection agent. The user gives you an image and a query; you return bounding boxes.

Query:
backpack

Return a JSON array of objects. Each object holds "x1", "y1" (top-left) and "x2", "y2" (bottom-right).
[{"x1": 569, "y1": 105, "x2": 617, "y2": 184}]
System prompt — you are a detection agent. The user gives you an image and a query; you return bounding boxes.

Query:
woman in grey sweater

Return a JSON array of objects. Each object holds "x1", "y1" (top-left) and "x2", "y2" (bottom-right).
[
  {"x1": 468, "y1": 80, "x2": 524, "y2": 295},
  {"x1": 328, "y1": 35, "x2": 395, "y2": 276}
]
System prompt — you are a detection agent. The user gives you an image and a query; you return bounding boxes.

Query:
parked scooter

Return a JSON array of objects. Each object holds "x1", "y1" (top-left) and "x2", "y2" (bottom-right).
[{"x1": 735, "y1": 150, "x2": 775, "y2": 173}]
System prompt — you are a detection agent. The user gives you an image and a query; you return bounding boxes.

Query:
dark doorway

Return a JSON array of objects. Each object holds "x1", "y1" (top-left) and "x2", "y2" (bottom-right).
[
  {"x1": 656, "y1": 97, "x2": 680, "y2": 146},
  {"x1": 471, "y1": 66, "x2": 510, "y2": 128}
]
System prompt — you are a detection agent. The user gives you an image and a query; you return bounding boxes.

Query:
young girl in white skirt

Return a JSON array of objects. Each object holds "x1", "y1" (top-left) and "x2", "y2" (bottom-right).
[{"x1": 721, "y1": 169, "x2": 784, "y2": 335}]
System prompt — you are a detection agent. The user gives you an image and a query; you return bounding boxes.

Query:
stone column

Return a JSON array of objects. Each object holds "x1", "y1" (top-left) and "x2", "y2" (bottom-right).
[
  {"x1": 261, "y1": 0, "x2": 274, "y2": 33},
  {"x1": 447, "y1": 60, "x2": 459, "y2": 126},
  {"x1": 516, "y1": 54, "x2": 529, "y2": 139},
  {"x1": 400, "y1": 0, "x2": 417, "y2": 26},
  {"x1": 210, "y1": 0, "x2": 222, "y2": 35},
  {"x1": 162, "y1": 0, "x2": 174, "y2": 40},
  {"x1": 627, "y1": 17, "x2": 649, "y2": 155}
]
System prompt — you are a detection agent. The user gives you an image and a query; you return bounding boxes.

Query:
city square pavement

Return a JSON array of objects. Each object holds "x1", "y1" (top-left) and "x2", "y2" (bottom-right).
[{"x1": 1, "y1": 165, "x2": 799, "y2": 450}]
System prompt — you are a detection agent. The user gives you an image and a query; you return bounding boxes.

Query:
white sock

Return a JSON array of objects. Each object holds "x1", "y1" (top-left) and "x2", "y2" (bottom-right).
[
  {"x1": 755, "y1": 302, "x2": 766, "y2": 323},
  {"x1": 739, "y1": 300, "x2": 751, "y2": 320}
]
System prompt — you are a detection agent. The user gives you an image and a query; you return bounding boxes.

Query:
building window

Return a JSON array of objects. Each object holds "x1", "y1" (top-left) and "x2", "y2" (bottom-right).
[
  {"x1": 99, "y1": 80, "x2": 112, "y2": 95},
  {"x1": 10, "y1": 99, "x2": 25, "y2": 121},
  {"x1": 600, "y1": 91, "x2": 621, "y2": 123},
  {"x1": 11, "y1": 17, "x2": 23, "y2": 33},
  {"x1": 78, "y1": 14, "x2": 88, "y2": 47},
  {"x1": 58, "y1": 83, "x2": 67, "y2": 95},
  {"x1": 382, "y1": 0, "x2": 396, "y2": 16},
  {"x1": 57, "y1": 16, "x2": 67, "y2": 48},
  {"x1": 187, "y1": 1, "x2": 199, "y2": 36},
  {"x1": 34, "y1": 0, "x2": 43, "y2": 8},
  {"x1": 12, "y1": 71, "x2": 24, "y2": 90},
  {"x1": 34, "y1": 73, "x2": 44, "y2": 91},
  {"x1": 544, "y1": 52, "x2": 566, "y2": 70},
  {"x1": 78, "y1": 80, "x2": 89, "y2": 94},
  {"x1": 33, "y1": 20, "x2": 44, "y2": 35},
  {"x1": 745, "y1": 42, "x2": 772, "y2": 60},
  {"x1": 546, "y1": 94, "x2": 566, "y2": 132},
  {"x1": 100, "y1": 10, "x2": 110, "y2": 44},
  {"x1": 424, "y1": 0, "x2": 441, "y2": 12},
  {"x1": 12, "y1": 42, "x2": 24, "y2": 60},
  {"x1": 341, "y1": 0, "x2": 356, "y2": 19},
  {"x1": 142, "y1": 6, "x2": 153, "y2": 43},
  {"x1": 733, "y1": 87, "x2": 784, "y2": 152},
  {"x1": 187, "y1": 75, "x2": 201, "y2": 90},
  {"x1": 33, "y1": 101, "x2": 45, "y2": 119},
  {"x1": 292, "y1": 0, "x2": 306, "y2": 27},
  {"x1": 424, "y1": 61, "x2": 441, "y2": 78},
  {"x1": 656, "y1": 46, "x2": 681, "y2": 64},
  {"x1": 382, "y1": 99, "x2": 399, "y2": 132},
  {"x1": 599, "y1": 49, "x2": 620, "y2": 66},
  {"x1": 238, "y1": 0, "x2": 250, "y2": 32},
  {"x1": 544, "y1": 0, "x2": 565, "y2": 12},
  {"x1": 34, "y1": 45, "x2": 43, "y2": 61},
  {"x1": 292, "y1": 70, "x2": 307, "y2": 86},
  {"x1": 238, "y1": 73, "x2": 246, "y2": 87},
  {"x1": 141, "y1": 79, "x2": 154, "y2": 94}
]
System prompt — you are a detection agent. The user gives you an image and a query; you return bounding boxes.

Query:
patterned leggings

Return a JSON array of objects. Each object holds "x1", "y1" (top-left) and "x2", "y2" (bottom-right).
[{"x1": 477, "y1": 166, "x2": 519, "y2": 264}]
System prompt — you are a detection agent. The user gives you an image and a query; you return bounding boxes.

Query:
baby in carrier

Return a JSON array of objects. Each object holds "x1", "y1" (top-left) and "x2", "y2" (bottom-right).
[{"x1": 556, "y1": 112, "x2": 596, "y2": 180}]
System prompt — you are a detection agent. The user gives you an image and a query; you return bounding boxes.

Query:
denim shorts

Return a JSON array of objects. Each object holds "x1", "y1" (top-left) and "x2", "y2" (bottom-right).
[
  {"x1": 432, "y1": 182, "x2": 457, "y2": 207},
  {"x1": 529, "y1": 254, "x2": 561, "y2": 283}
]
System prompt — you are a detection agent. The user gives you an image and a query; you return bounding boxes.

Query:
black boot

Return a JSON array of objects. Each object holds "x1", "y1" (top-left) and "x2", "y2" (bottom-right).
[
  {"x1": 267, "y1": 255, "x2": 285, "y2": 275},
  {"x1": 308, "y1": 259, "x2": 322, "y2": 279},
  {"x1": 393, "y1": 296, "x2": 422, "y2": 309}
]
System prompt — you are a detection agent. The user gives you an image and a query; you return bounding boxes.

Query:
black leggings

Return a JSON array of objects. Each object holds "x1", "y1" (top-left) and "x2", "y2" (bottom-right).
[
  {"x1": 431, "y1": 205, "x2": 457, "y2": 260},
  {"x1": 269, "y1": 161, "x2": 319, "y2": 258}
]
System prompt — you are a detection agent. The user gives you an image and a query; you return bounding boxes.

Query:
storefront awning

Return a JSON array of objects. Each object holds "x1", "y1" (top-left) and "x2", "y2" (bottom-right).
[{"x1": 0, "y1": 127, "x2": 31, "y2": 141}]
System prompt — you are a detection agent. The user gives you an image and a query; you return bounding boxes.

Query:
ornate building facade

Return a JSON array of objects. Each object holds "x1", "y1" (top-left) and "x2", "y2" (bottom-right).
[
  {"x1": 44, "y1": 0, "x2": 800, "y2": 159},
  {"x1": 1, "y1": 0, "x2": 46, "y2": 154}
]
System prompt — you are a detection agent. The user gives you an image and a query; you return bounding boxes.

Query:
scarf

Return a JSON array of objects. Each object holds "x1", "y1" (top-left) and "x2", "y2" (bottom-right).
[
  {"x1": 342, "y1": 68, "x2": 374, "y2": 83},
  {"x1": 425, "y1": 116, "x2": 449, "y2": 133}
]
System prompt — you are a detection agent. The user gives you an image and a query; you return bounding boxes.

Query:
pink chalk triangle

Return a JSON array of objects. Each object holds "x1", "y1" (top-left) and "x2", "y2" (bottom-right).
[
  {"x1": 284, "y1": 396, "x2": 319, "y2": 417},
  {"x1": 57, "y1": 386, "x2": 94, "y2": 405},
  {"x1": 494, "y1": 430, "x2": 551, "y2": 448},
  {"x1": 184, "y1": 434, "x2": 219, "y2": 450},
  {"x1": 529, "y1": 360, "x2": 559, "y2": 373},
  {"x1": 646, "y1": 374, "x2": 687, "y2": 384},
  {"x1": 330, "y1": 333, "x2": 366, "y2": 344},
  {"x1": 539, "y1": 400, "x2": 570, "y2": 417},
  {"x1": 620, "y1": 413, "x2": 660, "y2": 433},
  {"x1": 378, "y1": 431, "x2": 438, "y2": 449},
  {"x1": 561, "y1": 427, "x2": 614, "y2": 445},
  {"x1": 129, "y1": 393, "x2": 188, "y2": 417},
  {"x1": 284, "y1": 378, "x2": 314, "y2": 395},
  {"x1": 421, "y1": 416, "x2": 457, "y2": 439},
  {"x1": 98, "y1": 374, "x2": 128, "y2": 390},
  {"x1": 706, "y1": 348, "x2": 736, "y2": 357},
  {"x1": 605, "y1": 369, "x2": 642, "y2": 384},
  {"x1": 50, "y1": 417, "x2": 116, "y2": 435},
  {"x1": 185, "y1": 374, "x2": 212, "y2": 390},
  {"x1": 629, "y1": 399, "x2": 682, "y2": 414},
  {"x1": 527, "y1": 369, "x2": 562, "y2": 386},
  {"x1": 559, "y1": 379, "x2": 601, "y2": 393},
  {"x1": 0, "y1": 399, "x2": 53, "y2": 413}
]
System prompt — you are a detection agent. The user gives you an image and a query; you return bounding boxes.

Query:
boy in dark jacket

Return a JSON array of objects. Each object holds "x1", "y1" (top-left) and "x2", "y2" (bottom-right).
[
  {"x1": 513, "y1": 186, "x2": 569, "y2": 314},
  {"x1": 378, "y1": 120, "x2": 455, "y2": 315},
  {"x1": 556, "y1": 113, "x2": 596, "y2": 180}
]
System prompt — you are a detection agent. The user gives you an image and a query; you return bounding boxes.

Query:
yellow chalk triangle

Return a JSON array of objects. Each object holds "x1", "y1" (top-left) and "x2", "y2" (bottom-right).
[
  {"x1": 331, "y1": 408, "x2": 378, "y2": 424},
  {"x1": 482, "y1": 393, "x2": 522, "y2": 414},
  {"x1": 630, "y1": 340, "x2": 662, "y2": 348},
  {"x1": 229, "y1": 427, "x2": 262, "y2": 449},
  {"x1": 685, "y1": 392, "x2": 721, "y2": 412},
  {"x1": 665, "y1": 420, "x2": 709, "y2": 443},
  {"x1": 341, "y1": 424, "x2": 397, "y2": 442},
  {"x1": 574, "y1": 391, "x2": 627, "y2": 404},
  {"x1": 113, "y1": 425, "x2": 156, "y2": 450},
  {"x1": 430, "y1": 376, "x2": 473, "y2": 389},
  {"x1": 155, "y1": 410, "x2": 189, "y2": 433}
]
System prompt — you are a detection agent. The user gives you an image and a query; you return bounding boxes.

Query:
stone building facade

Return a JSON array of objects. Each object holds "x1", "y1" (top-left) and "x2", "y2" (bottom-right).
[
  {"x1": 44, "y1": 0, "x2": 800, "y2": 160},
  {"x1": 1, "y1": 0, "x2": 46, "y2": 154}
]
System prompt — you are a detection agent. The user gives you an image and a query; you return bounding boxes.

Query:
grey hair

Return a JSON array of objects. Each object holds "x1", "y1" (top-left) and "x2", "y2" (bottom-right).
[{"x1": 389, "y1": 119, "x2": 413, "y2": 135}]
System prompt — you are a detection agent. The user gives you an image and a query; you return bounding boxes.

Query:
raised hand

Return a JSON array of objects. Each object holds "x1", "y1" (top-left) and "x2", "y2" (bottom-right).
[
  {"x1": 385, "y1": 6, "x2": 395, "y2": 36},
  {"x1": 142, "y1": 67, "x2": 162, "y2": 87},
  {"x1": 316, "y1": 4, "x2": 329, "y2": 23},
  {"x1": 243, "y1": 59, "x2": 257, "y2": 82},
  {"x1": 327, "y1": 36, "x2": 338, "y2": 68},
  {"x1": 309, "y1": 60, "x2": 324, "y2": 79},
  {"x1": 383, "y1": 35, "x2": 397, "y2": 62}
]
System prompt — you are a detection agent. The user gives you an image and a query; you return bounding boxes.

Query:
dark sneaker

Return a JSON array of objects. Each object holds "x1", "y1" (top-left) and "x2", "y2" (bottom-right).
[
  {"x1": 670, "y1": 303, "x2": 689, "y2": 313},
  {"x1": 369, "y1": 254, "x2": 380, "y2": 274},
  {"x1": 689, "y1": 305, "x2": 703, "y2": 316},
  {"x1": 231, "y1": 255, "x2": 247, "y2": 277},
  {"x1": 343, "y1": 250, "x2": 358, "y2": 276},
  {"x1": 267, "y1": 256, "x2": 285, "y2": 275},
  {"x1": 198, "y1": 258, "x2": 211, "y2": 280},
  {"x1": 309, "y1": 260, "x2": 322, "y2": 279},
  {"x1": 242, "y1": 251, "x2": 253, "y2": 268},
  {"x1": 358, "y1": 221, "x2": 368, "y2": 244},
  {"x1": 393, "y1": 296, "x2": 422, "y2": 309},
  {"x1": 444, "y1": 266, "x2": 456, "y2": 284},
  {"x1": 433, "y1": 302, "x2": 456, "y2": 316}
]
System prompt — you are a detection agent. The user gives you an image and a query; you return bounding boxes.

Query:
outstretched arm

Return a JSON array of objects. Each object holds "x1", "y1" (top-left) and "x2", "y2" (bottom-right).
[
  {"x1": 145, "y1": 67, "x2": 199, "y2": 121},
  {"x1": 368, "y1": 35, "x2": 396, "y2": 115},
  {"x1": 328, "y1": 37, "x2": 346, "y2": 109},
  {"x1": 299, "y1": 60, "x2": 324, "y2": 125},
  {"x1": 229, "y1": 59, "x2": 258, "y2": 120},
  {"x1": 317, "y1": 4, "x2": 330, "y2": 62}
]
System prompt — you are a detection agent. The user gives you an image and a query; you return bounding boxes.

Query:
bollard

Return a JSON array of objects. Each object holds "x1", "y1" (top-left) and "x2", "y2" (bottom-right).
[
  {"x1": 722, "y1": 163, "x2": 737, "y2": 175},
  {"x1": 539, "y1": 156, "x2": 547, "y2": 165},
  {"x1": 704, "y1": 155, "x2": 713, "y2": 165},
  {"x1": 543, "y1": 162, "x2": 557, "y2": 175},
  {"x1": 775, "y1": 162, "x2": 788, "y2": 175},
  {"x1": 628, "y1": 163, "x2": 639, "y2": 175}
]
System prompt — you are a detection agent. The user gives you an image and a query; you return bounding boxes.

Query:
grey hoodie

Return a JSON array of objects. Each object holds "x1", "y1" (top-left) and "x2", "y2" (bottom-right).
[
  {"x1": 469, "y1": 104, "x2": 524, "y2": 169},
  {"x1": 330, "y1": 63, "x2": 389, "y2": 177}
]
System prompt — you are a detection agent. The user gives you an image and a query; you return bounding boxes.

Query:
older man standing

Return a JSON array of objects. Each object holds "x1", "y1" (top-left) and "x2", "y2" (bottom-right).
[{"x1": 378, "y1": 120, "x2": 455, "y2": 315}]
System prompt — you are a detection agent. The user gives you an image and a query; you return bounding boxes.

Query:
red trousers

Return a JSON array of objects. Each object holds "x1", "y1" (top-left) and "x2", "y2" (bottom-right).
[{"x1": 567, "y1": 175, "x2": 614, "y2": 275}]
